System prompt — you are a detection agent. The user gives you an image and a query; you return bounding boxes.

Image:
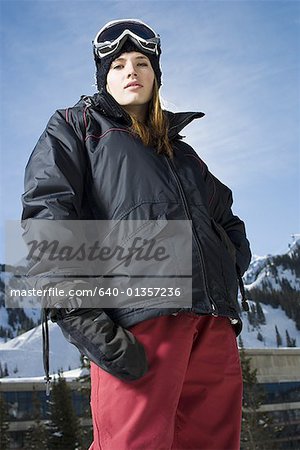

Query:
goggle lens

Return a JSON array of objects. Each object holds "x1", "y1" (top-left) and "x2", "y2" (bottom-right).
[{"x1": 96, "y1": 22, "x2": 156, "y2": 44}]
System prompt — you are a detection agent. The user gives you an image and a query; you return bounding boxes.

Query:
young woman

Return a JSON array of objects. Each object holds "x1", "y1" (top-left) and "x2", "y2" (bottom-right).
[{"x1": 22, "y1": 19, "x2": 251, "y2": 450}]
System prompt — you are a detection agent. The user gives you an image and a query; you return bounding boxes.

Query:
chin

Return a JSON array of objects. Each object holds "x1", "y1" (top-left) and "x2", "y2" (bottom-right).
[{"x1": 122, "y1": 99, "x2": 146, "y2": 106}]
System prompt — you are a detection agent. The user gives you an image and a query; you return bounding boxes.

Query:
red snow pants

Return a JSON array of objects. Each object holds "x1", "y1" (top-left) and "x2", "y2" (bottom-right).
[{"x1": 88, "y1": 312, "x2": 243, "y2": 450}]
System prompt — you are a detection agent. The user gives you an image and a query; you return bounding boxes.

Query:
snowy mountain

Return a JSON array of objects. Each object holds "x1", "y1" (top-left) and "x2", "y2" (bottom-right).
[
  {"x1": 244, "y1": 238, "x2": 300, "y2": 292},
  {"x1": 0, "y1": 237, "x2": 299, "y2": 378},
  {"x1": 239, "y1": 238, "x2": 300, "y2": 347},
  {"x1": 0, "y1": 321, "x2": 81, "y2": 378},
  {"x1": 0, "y1": 264, "x2": 82, "y2": 378},
  {"x1": 0, "y1": 265, "x2": 41, "y2": 342}
]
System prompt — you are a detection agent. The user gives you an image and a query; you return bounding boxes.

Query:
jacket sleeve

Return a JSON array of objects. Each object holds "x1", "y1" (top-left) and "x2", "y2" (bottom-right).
[
  {"x1": 205, "y1": 169, "x2": 252, "y2": 276},
  {"x1": 21, "y1": 109, "x2": 148, "y2": 382},
  {"x1": 51, "y1": 306, "x2": 148, "y2": 381},
  {"x1": 21, "y1": 108, "x2": 88, "y2": 287},
  {"x1": 22, "y1": 109, "x2": 86, "y2": 221}
]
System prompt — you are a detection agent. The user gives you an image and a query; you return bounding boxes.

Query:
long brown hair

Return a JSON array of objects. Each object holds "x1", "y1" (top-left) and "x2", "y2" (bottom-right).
[{"x1": 128, "y1": 78, "x2": 174, "y2": 158}]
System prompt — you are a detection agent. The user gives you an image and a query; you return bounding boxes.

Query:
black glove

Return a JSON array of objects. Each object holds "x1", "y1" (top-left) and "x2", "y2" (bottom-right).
[{"x1": 51, "y1": 305, "x2": 148, "y2": 382}]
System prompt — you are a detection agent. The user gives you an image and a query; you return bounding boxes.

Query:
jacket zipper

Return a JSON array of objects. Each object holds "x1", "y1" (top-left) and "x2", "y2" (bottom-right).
[{"x1": 164, "y1": 156, "x2": 218, "y2": 316}]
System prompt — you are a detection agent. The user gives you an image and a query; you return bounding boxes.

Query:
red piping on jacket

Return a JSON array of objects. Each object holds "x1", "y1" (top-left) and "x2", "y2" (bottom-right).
[
  {"x1": 85, "y1": 128, "x2": 133, "y2": 142},
  {"x1": 186, "y1": 154, "x2": 206, "y2": 176},
  {"x1": 83, "y1": 106, "x2": 89, "y2": 129}
]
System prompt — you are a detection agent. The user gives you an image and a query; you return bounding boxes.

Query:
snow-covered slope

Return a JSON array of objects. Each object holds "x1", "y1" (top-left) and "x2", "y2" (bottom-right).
[
  {"x1": 0, "y1": 264, "x2": 41, "y2": 342},
  {"x1": 0, "y1": 305, "x2": 41, "y2": 343},
  {"x1": 0, "y1": 320, "x2": 81, "y2": 378},
  {"x1": 243, "y1": 254, "x2": 271, "y2": 285},
  {"x1": 0, "y1": 238, "x2": 299, "y2": 379},
  {"x1": 239, "y1": 301, "x2": 300, "y2": 348},
  {"x1": 237, "y1": 239, "x2": 300, "y2": 349}
]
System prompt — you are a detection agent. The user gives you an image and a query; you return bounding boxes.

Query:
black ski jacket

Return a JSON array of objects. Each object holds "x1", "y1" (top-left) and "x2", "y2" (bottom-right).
[{"x1": 22, "y1": 90, "x2": 251, "y2": 382}]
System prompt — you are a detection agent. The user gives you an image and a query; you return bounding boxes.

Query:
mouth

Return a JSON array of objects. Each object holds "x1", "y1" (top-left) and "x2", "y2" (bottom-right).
[{"x1": 125, "y1": 82, "x2": 143, "y2": 89}]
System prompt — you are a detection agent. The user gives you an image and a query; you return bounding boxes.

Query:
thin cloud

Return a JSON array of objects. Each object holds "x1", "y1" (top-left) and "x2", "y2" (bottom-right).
[{"x1": 0, "y1": 0, "x2": 299, "y2": 257}]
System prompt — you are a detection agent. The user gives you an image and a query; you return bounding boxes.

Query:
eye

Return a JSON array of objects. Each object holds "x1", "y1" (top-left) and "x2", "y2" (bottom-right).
[
  {"x1": 138, "y1": 62, "x2": 148, "y2": 67},
  {"x1": 112, "y1": 64, "x2": 123, "y2": 70}
]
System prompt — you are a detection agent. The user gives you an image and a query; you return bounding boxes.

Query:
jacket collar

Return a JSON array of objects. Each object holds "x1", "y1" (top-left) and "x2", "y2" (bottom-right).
[
  {"x1": 165, "y1": 110, "x2": 205, "y2": 140},
  {"x1": 80, "y1": 90, "x2": 205, "y2": 140}
]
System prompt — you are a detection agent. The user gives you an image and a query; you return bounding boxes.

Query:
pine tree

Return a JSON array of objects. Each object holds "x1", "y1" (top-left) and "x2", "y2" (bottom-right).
[
  {"x1": 275, "y1": 325, "x2": 282, "y2": 347},
  {"x1": 47, "y1": 372, "x2": 81, "y2": 450},
  {"x1": 238, "y1": 335, "x2": 244, "y2": 348},
  {"x1": 247, "y1": 303, "x2": 258, "y2": 328},
  {"x1": 285, "y1": 329, "x2": 296, "y2": 347},
  {"x1": 255, "y1": 301, "x2": 266, "y2": 325},
  {"x1": 257, "y1": 332, "x2": 263, "y2": 342},
  {"x1": 0, "y1": 394, "x2": 10, "y2": 450},
  {"x1": 285, "y1": 329, "x2": 292, "y2": 347},
  {"x1": 23, "y1": 389, "x2": 48, "y2": 450},
  {"x1": 240, "y1": 346, "x2": 274, "y2": 449}
]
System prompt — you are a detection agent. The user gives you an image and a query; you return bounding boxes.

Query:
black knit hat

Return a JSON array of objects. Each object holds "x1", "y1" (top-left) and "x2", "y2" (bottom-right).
[{"x1": 94, "y1": 39, "x2": 162, "y2": 92}]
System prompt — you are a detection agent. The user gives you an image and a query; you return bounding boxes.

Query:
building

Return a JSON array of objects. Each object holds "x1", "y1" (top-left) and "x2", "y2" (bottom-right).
[
  {"x1": 1, "y1": 349, "x2": 300, "y2": 449},
  {"x1": 0, "y1": 370, "x2": 91, "y2": 449},
  {"x1": 245, "y1": 348, "x2": 300, "y2": 449}
]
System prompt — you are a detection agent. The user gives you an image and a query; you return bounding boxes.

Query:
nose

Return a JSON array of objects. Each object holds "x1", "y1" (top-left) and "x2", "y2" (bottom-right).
[{"x1": 126, "y1": 61, "x2": 137, "y2": 78}]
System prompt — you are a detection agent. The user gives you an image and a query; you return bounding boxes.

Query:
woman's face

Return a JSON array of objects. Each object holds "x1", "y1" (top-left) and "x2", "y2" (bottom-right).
[{"x1": 106, "y1": 51, "x2": 155, "y2": 121}]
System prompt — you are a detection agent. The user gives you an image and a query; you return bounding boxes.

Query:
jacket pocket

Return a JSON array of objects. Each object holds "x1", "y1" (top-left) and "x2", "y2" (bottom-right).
[
  {"x1": 211, "y1": 219, "x2": 236, "y2": 264},
  {"x1": 99, "y1": 213, "x2": 170, "y2": 276}
]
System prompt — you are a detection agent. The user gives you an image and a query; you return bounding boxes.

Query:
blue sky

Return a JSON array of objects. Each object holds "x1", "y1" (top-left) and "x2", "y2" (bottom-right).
[{"x1": 0, "y1": 0, "x2": 299, "y2": 259}]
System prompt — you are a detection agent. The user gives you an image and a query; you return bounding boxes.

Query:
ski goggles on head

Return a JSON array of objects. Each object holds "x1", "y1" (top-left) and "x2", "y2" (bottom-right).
[{"x1": 93, "y1": 19, "x2": 161, "y2": 59}]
